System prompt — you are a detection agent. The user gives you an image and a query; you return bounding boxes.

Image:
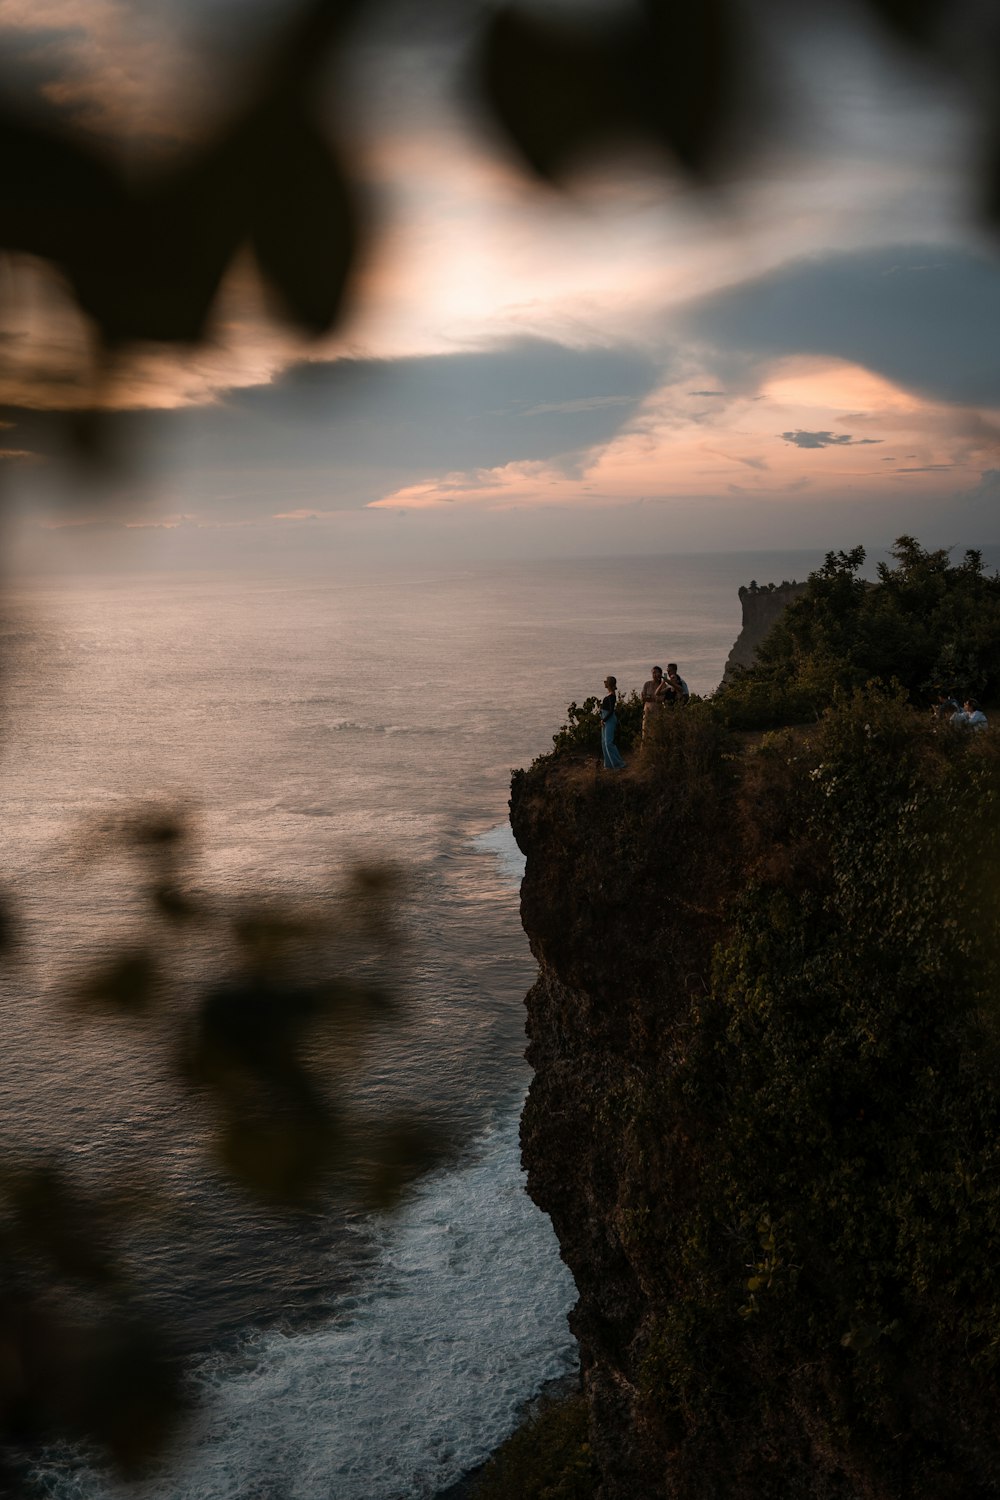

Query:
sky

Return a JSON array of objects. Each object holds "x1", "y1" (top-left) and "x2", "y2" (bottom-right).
[{"x1": 2, "y1": 0, "x2": 1000, "y2": 570}]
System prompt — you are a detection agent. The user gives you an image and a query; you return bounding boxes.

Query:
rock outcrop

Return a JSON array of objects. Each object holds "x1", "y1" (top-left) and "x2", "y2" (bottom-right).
[
  {"x1": 723, "y1": 579, "x2": 807, "y2": 680},
  {"x1": 509, "y1": 749, "x2": 740, "y2": 1500}
]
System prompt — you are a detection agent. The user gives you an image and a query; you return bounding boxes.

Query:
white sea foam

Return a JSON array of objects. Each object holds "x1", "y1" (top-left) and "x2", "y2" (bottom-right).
[
  {"x1": 40, "y1": 1107, "x2": 577, "y2": 1500},
  {"x1": 470, "y1": 824, "x2": 526, "y2": 888}
]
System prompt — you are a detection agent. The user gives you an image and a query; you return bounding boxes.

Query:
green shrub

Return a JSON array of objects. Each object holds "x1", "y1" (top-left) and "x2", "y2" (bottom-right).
[
  {"x1": 713, "y1": 537, "x2": 1000, "y2": 730},
  {"x1": 550, "y1": 691, "x2": 643, "y2": 758}
]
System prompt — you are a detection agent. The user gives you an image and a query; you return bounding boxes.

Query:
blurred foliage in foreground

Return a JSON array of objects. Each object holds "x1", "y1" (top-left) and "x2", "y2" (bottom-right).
[
  {"x1": 2, "y1": 0, "x2": 1000, "y2": 437},
  {"x1": 0, "y1": 809, "x2": 443, "y2": 1488}
]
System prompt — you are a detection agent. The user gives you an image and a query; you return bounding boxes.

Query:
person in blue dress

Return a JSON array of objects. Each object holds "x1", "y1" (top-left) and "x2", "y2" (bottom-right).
[{"x1": 600, "y1": 675, "x2": 626, "y2": 770}]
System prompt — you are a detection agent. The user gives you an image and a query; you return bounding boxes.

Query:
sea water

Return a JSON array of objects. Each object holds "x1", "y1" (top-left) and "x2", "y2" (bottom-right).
[{"x1": 0, "y1": 552, "x2": 824, "y2": 1498}]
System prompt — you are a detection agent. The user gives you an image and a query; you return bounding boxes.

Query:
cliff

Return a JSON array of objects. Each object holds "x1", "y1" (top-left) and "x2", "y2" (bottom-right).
[
  {"x1": 723, "y1": 579, "x2": 807, "y2": 680},
  {"x1": 509, "y1": 699, "x2": 1000, "y2": 1500},
  {"x1": 510, "y1": 731, "x2": 737, "y2": 1499}
]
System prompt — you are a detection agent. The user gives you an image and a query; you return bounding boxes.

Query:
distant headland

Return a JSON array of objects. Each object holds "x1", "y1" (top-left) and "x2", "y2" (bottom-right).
[{"x1": 722, "y1": 577, "x2": 808, "y2": 681}]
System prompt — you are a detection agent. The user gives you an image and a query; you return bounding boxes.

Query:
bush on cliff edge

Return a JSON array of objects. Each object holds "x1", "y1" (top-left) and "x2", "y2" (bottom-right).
[{"x1": 716, "y1": 537, "x2": 1000, "y2": 729}]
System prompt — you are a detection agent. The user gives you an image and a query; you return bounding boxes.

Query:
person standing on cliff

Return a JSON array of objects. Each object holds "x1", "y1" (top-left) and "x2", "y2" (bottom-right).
[
  {"x1": 600, "y1": 676, "x2": 626, "y2": 769},
  {"x1": 665, "y1": 664, "x2": 689, "y2": 704},
  {"x1": 640, "y1": 665, "x2": 665, "y2": 739}
]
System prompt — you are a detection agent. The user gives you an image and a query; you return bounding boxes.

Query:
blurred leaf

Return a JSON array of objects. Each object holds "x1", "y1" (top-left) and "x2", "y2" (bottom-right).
[
  {"x1": 187, "y1": 981, "x2": 326, "y2": 1117},
  {"x1": 72, "y1": 950, "x2": 160, "y2": 1017},
  {"x1": 0, "y1": 893, "x2": 18, "y2": 957},
  {"x1": 214, "y1": 1108, "x2": 342, "y2": 1205},
  {"x1": 127, "y1": 811, "x2": 187, "y2": 849},
  {"x1": 6, "y1": 1167, "x2": 118, "y2": 1286},
  {"x1": 480, "y1": 8, "x2": 630, "y2": 181},
  {"x1": 251, "y1": 106, "x2": 360, "y2": 335},
  {"x1": 342, "y1": 862, "x2": 408, "y2": 947},
  {"x1": 70, "y1": 1317, "x2": 185, "y2": 1474},
  {"x1": 232, "y1": 909, "x2": 323, "y2": 966},
  {"x1": 359, "y1": 1118, "x2": 446, "y2": 1211},
  {"x1": 151, "y1": 882, "x2": 202, "y2": 924},
  {"x1": 481, "y1": 0, "x2": 744, "y2": 183},
  {"x1": 75, "y1": 805, "x2": 187, "y2": 864},
  {"x1": 348, "y1": 864, "x2": 402, "y2": 897},
  {"x1": 634, "y1": 0, "x2": 742, "y2": 179},
  {"x1": 982, "y1": 95, "x2": 1000, "y2": 229},
  {"x1": 0, "y1": 105, "x2": 130, "y2": 280},
  {"x1": 96, "y1": 135, "x2": 257, "y2": 346},
  {"x1": 859, "y1": 0, "x2": 945, "y2": 45}
]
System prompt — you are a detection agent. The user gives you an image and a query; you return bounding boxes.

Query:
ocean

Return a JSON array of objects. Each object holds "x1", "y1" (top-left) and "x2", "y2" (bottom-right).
[{"x1": 0, "y1": 552, "x2": 825, "y2": 1498}]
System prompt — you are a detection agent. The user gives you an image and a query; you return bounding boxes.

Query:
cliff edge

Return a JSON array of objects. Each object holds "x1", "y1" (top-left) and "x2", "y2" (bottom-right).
[
  {"x1": 509, "y1": 700, "x2": 1000, "y2": 1500},
  {"x1": 722, "y1": 579, "x2": 807, "y2": 681}
]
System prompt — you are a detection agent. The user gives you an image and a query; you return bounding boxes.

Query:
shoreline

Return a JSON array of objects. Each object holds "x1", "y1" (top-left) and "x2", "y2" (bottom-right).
[{"x1": 433, "y1": 1370, "x2": 581, "y2": 1499}]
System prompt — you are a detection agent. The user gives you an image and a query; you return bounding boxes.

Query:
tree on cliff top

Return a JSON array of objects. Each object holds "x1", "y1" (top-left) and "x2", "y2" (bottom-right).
[{"x1": 719, "y1": 537, "x2": 1000, "y2": 727}]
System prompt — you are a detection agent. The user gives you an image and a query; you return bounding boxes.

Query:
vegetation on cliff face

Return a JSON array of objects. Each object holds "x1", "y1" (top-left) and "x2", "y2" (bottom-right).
[
  {"x1": 641, "y1": 697, "x2": 1000, "y2": 1497},
  {"x1": 549, "y1": 539, "x2": 1000, "y2": 753},
  {"x1": 511, "y1": 543, "x2": 1000, "y2": 1498},
  {"x1": 716, "y1": 537, "x2": 1000, "y2": 728}
]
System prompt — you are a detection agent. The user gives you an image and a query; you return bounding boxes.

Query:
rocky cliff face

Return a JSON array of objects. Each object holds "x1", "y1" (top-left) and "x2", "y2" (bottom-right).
[
  {"x1": 509, "y1": 696, "x2": 1000, "y2": 1500},
  {"x1": 509, "y1": 739, "x2": 742, "y2": 1500},
  {"x1": 723, "y1": 579, "x2": 807, "y2": 680}
]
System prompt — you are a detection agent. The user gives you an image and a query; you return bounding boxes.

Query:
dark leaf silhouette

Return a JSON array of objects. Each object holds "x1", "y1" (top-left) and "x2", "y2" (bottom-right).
[
  {"x1": 215, "y1": 1107, "x2": 343, "y2": 1204},
  {"x1": 634, "y1": 0, "x2": 742, "y2": 179},
  {"x1": 481, "y1": 0, "x2": 744, "y2": 184},
  {"x1": 0, "y1": 0, "x2": 368, "y2": 381},
  {"x1": 860, "y1": 0, "x2": 946, "y2": 45},
  {"x1": 243, "y1": 0, "x2": 368, "y2": 333},
  {"x1": 0, "y1": 105, "x2": 131, "y2": 293},
  {"x1": 359, "y1": 1118, "x2": 446, "y2": 1210},
  {"x1": 72, "y1": 949, "x2": 160, "y2": 1016},
  {"x1": 5, "y1": 1166, "x2": 118, "y2": 1286},
  {"x1": 151, "y1": 881, "x2": 202, "y2": 924},
  {"x1": 0, "y1": 893, "x2": 17, "y2": 956},
  {"x1": 59, "y1": 1316, "x2": 185, "y2": 1474},
  {"x1": 250, "y1": 107, "x2": 360, "y2": 334},
  {"x1": 480, "y1": 8, "x2": 630, "y2": 181}
]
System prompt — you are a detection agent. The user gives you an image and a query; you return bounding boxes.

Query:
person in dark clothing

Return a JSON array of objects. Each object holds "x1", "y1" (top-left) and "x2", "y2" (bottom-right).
[
  {"x1": 665, "y1": 663, "x2": 689, "y2": 704},
  {"x1": 600, "y1": 675, "x2": 626, "y2": 770}
]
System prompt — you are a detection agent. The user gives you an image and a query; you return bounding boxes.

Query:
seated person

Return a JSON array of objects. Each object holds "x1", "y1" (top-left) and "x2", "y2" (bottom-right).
[{"x1": 932, "y1": 689, "x2": 960, "y2": 720}]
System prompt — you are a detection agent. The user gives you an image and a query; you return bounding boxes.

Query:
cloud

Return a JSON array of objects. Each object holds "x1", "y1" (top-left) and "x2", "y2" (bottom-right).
[
  {"x1": 705, "y1": 448, "x2": 770, "y2": 471},
  {"x1": 780, "y1": 430, "x2": 883, "y2": 448},
  {"x1": 895, "y1": 463, "x2": 954, "y2": 472},
  {"x1": 520, "y1": 395, "x2": 636, "y2": 417},
  {"x1": 684, "y1": 246, "x2": 1000, "y2": 407},
  {"x1": 2, "y1": 336, "x2": 662, "y2": 519}
]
